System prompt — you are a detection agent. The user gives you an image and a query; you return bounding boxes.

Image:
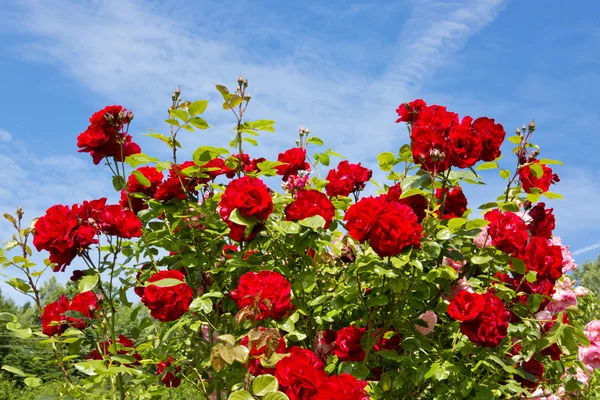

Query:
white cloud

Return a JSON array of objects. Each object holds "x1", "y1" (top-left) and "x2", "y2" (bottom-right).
[
  {"x1": 573, "y1": 242, "x2": 600, "y2": 256},
  {"x1": 0, "y1": 128, "x2": 12, "y2": 142}
]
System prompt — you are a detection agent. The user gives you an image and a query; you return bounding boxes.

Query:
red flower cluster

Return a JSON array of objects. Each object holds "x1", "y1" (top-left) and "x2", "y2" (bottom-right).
[
  {"x1": 518, "y1": 160, "x2": 554, "y2": 194},
  {"x1": 397, "y1": 100, "x2": 505, "y2": 172},
  {"x1": 276, "y1": 147, "x2": 310, "y2": 180},
  {"x1": 154, "y1": 161, "x2": 198, "y2": 202},
  {"x1": 484, "y1": 209, "x2": 529, "y2": 254},
  {"x1": 157, "y1": 357, "x2": 181, "y2": 388},
  {"x1": 435, "y1": 187, "x2": 468, "y2": 219},
  {"x1": 224, "y1": 153, "x2": 265, "y2": 178},
  {"x1": 275, "y1": 347, "x2": 367, "y2": 400},
  {"x1": 230, "y1": 270, "x2": 292, "y2": 321},
  {"x1": 88, "y1": 335, "x2": 141, "y2": 366},
  {"x1": 219, "y1": 176, "x2": 273, "y2": 242},
  {"x1": 77, "y1": 105, "x2": 140, "y2": 165},
  {"x1": 448, "y1": 291, "x2": 509, "y2": 347},
  {"x1": 34, "y1": 199, "x2": 141, "y2": 271},
  {"x1": 325, "y1": 160, "x2": 373, "y2": 197},
  {"x1": 41, "y1": 292, "x2": 99, "y2": 336},
  {"x1": 386, "y1": 184, "x2": 428, "y2": 222},
  {"x1": 528, "y1": 202, "x2": 556, "y2": 239},
  {"x1": 120, "y1": 166, "x2": 164, "y2": 213},
  {"x1": 345, "y1": 195, "x2": 422, "y2": 257},
  {"x1": 240, "y1": 327, "x2": 287, "y2": 375},
  {"x1": 140, "y1": 270, "x2": 193, "y2": 322},
  {"x1": 334, "y1": 326, "x2": 367, "y2": 361},
  {"x1": 285, "y1": 190, "x2": 335, "y2": 228}
]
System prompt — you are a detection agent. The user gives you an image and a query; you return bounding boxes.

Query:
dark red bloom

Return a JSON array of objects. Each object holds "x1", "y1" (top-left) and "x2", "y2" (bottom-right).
[
  {"x1": 374, "y1": 329, "x2": 402, "y2": 352},
  {"x1": 157, "y1": 357, "x2": 181, "y2": 388},
  {"x1": 516, "y1": 358, "x2": 545, "y2": 388},
  {"x1": 519, "y1": 161, "x2": 553, "y2": 194},
  {"x1": 223, "y1": 244, "x2": 239, "y2": 259},
  {"x1": 276, "y1": 147, "x2": 310, "y2": 180},
  {"x1": 120, "y1": 166, "x2": 164, "y2": 213},
  {"x1": 412, "y1": 105, "x2": 459, "y2": 136},
  {"x1": 154, "y1": 161, "x2": 198, "y2": 202},
  {"x1": 68, "y1": 291, "x2": 99, "y2": 329},
  {"x1": 448, "y1": 290, "x2": 485, "y2": 322},
  {"x1": 33, "y1": 204, "x2": 99, "y2": 272},
  {"x1": 41, "y1": 295, "x2": 69, "y2": 336},
  {"x1": 314, "y1": 373, "x2": 369, "y2": 400},
  {"x1": 447, "y1": 123, "x2": 482, "y2": 168},
  {"x1": 458, "y1": 292, "x2": 509, "y2": 347},
  {"x1": 88, "y1": 335, "x2": 141, "y2": 366},
  {"x1": 275, "y1": 347, "x2": 327, "y2": 400},
  {"x1": 436, "y1": 187, "x2": 468, "y2": 219},
  {"x1": 368, "y1": 203, "x2": 422, "y2": 257},
  {"x1": 334, "y1": 326, "x2": 367, "y2": 362},
  {"x1": 94, "y1": 204, "x2": 142, "y2": 238},
  {"x1": 344, "y1": 196, "x2": 387, "y2": 243},
  {"x1": 219, "y1": 176, "x2": 273, "y2": 242},
  {"x1": 285, "y1": 190, "x2": 335, "y2": 228},
  {"x1": 528, "y1": 202, "x2": 556, "y2": 239},
  {"x1": 484, "y1": 209, "x2": 529, "y2": 254},
  {"x1": 411, "y1": 126, "x2": 451, "y2": 173},
  {"x1": 522, "y1": 237, "x2": 563, "y2": 280},
  {"x1": 230, "y1": 271, "x2": 292, "y2": 321},
  {"x1": 325, "y1": 161, "x2": 372, "y2": 197},
  {"x1": 386, "y1": 184, "x2": 428, "y2": 222},
  {"x1": 396, "y1": 99, "x2": 427, "y2": 123},
  {"x1": 472, "y1": 117, "x2": 505, "y2": 162},
  {"x1": 141, "y1": 270, "x2": 193, "y2": 322}
]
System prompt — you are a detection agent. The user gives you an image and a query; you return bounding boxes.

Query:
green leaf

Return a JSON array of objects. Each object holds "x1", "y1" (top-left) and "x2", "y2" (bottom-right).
[
  {"x1": 471, "y1": 255, "x2": 490, "y2": 265},
  {"x1": 526, "y1": 192, "x2": 541, "y2": 203},
  {"x1": 447, "y1": 218, "x2": 467, "y2": 230},
  {"x1": 243, "y1": 137, "x2": 258, "y2": 146},
  {"x1": 511, "y1": 257, "x2": 527, "y2": 275},
  {"x1": 525, "y1": 271, "x2": 537, "y2": 283},
  {"x1": 247, "y1": 120, "x2": 276, "y2": 132},
  {"x1": 112, "y1": 176, "x2": 126, "y2": 191},
  {"x1": 189, "y1": 117, "x2": 209, "y2": 130},
  {"x1": 146, "y1": 133, "x2": 177, "y2": 148},
  {"x1": 125, "y1": 153, "x2": 159, "y2": 168},
  {"x1": 377, "y1": 152, "x2": 396, "y2": 172},
  {"x1": 188, "y1": 100, "x2": 209, "y2": 116},
  {"x1": 465, "y1": 219, "x2": 489, "y2": 230},
  {"x1": 131, "y1": 171, "x2": 151, "y2": 188},
  {"x1": 400, "y1": 188, "x2": 425, "y2": 199},
  {"x1": 216, "y1": 84, "x2": 230, "y2": 99},
  {"x1": 252, "y1": 374, "x2": 279, "y2": 396},
  {"x1": 146, "y1": 278, "x2": 185, "y2": 288},
  {"x1": 436, "y1": 229, "x2": 453, "y2": 240},
  {"x1": 280, "y1": 221, "x2": 301, "y2": 234},
  {"x1": 24, "y1": 377, "x2": 41, "y2": 388},
  {"x1": 229, "y1": 209, "x2": 258, "y2": 228},
  {"x1": 192, "y1": 146, "x2": 229, "y2": 164},
  {"x1": 165, "y1": 118, "x2": 180, "y2": 127},
  {"x1": 476, "y1": 161, "x2": 498, "y2": 170},
  {"x1": 263, "y1": 393, "x2": 290, "y2": 400},
  {"x1": 228, "y1": 391, "x2": 253, "y2": 400},
  {"x1": 507, "y1": 135, "x2": 521, "y2": 144},
  {"x1": 538, "y1": 158, "x2": 564, "y2": 166},
  {"x1": 306, "y1": 137, "x2": 324, "y2": 146},
  {"x1": 529, "y1": 163, "x2": 543, "y2": 178},
  {"x1": 366, "y1": 295, "x2": 389, "y2": 307},
  {"x1": 543, "y1": 191, "x2": 564, "y2": 200},
  {"x1": 297, "y1": 215, "x2": 326, "y2": 230},
  {"x1": 2, "y1": 365, "x2": 28, "y2": 377},
  {"x1": 0, "y1": 312, "x2": 17, "y2": 322},
  {"x1": 79, "y1": 274, "x2": 99, "y2": 293},
  {"x1": 189, "y1": 298, "x2": 213, "y2": 314},
  {"x1": 527, "y1": 294, "x2": 544, "y2": 313},
  {"x1": 170, "y1": 109, "x2": 189, "y2": 121},
  {"x1": 499, "y1": 169, "x2": 511, "y2": 179},
  {"x1": 6, "y1": 322, "x2": 31, "y2": 339},
  {"x1": 499, "y1": 202, "x2": 520, "y2": 212}
]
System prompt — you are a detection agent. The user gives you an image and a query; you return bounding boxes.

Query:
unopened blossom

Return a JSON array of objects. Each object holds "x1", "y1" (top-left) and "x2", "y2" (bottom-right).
[{"x1": 415, "y1": 311, "x2": 437, "y2": 335}]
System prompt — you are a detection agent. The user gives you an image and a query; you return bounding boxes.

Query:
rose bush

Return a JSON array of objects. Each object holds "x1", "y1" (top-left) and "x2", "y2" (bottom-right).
[{"x1": 1, "y1": 80, "x2": 599, "y2": 399}]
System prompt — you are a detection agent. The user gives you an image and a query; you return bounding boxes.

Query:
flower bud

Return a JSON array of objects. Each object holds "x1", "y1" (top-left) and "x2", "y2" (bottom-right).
[
  {"x1": 429, "y1": 148, "x2": 445, "y2": 162},
  {"x1": 104, "y1": 112, "x2": 114, "y2": 123},
  {"x1": 516, "y1": 127, "x2": 521, "y2": 135},
  {"x1": 243, "y1": 79, "x2": 248, "y2": 88},
  {"x1": 523, "y1": 200, "x2": 532, "y2": 211},
  {"x1": 522, "y1": 124, "x2": 527, "y2": 132},
  {"x1": 295, "y1": 139, "x2": 301, "y2": 146},
  {"x1": 528, "y1": 149, "x2": 540, "y2": 161},
  {"x1": 126, "y1": 110, "x2": 134, "y2": 122},
  {"x1": 528, "y1": 119, "x2": 536, "y2": 132}
]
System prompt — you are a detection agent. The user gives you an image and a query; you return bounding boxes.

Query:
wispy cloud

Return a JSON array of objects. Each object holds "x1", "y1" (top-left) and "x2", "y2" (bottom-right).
[
  {"x1": 573, "y1": 242, "x2": 600, "y2": 256},
  {"x1": 0, "y1": 128, "x2": 12, "y2": 142}
]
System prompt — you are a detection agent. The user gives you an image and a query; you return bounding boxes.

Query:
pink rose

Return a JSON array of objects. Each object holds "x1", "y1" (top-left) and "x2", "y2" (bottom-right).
[
  {"x1": 551, "y1": 236, "x2": 577, "y2": 273},
  {"x1": 415, "y1": 311, "x2": 437, "y2": 335},
  {"x1": 442, "y1": 257, "x2": 463, "y2": 272},
  {"x1": 575, "y1": 286, "x2": 590, "y2": 297},
  {"x1": 585, "y1": 320, "x2": 600, "y2": 345},
  {"x1": 578, "y1": 345, "x2": 600, "y2": 369},
  {"x1": 474, "y1": 225, "x2": 492, "y2": 249},
  {"x1": 546, "y1": 289, "x2": 577, "y2": 313},
  {"x1": 442, "y1": 277, "x2": 473, "y2": 301}
]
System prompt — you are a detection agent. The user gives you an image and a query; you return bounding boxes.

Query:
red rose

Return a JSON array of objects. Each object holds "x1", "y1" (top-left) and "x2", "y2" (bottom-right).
[
  {"x1": 435, "y1": 187, "x2": 467, "y2": 219},
  {"x1": 344, "y1": 196, "x2": 387, "y2": 243},
  {"x1": 88, "y1": 335, "x2": 141, "y2": 366},
  {"x1": 157, "y1": 357, "x2": 181, "y2": 388},
  {"x1": 484, "y1": 209, "x2": 529, "y2": 254},
  {"x1": 447, "y1": 123, "x2": 482, "y2": 168},
  {"x1": 386, "y1": 184, "x2": 428, "y2": 222},
  {"x1": 223, "y1": 153, "x2": 264, "y2": 178},
  {"x1": 412, "y1": 105, "x2": 458, "y2": 136},
  {"x1": 334, "y1": 326, "x2": 367, "y2": 362},
  {"x1": 374, "y1": 329, "x2": 402, "y2": 352},
  {"x1": 472, "y1": 117, "x2": 505, "y2": 162},
  {"x1": 459, "y1": 292, "x2": 509, "y2": 347},
  {"x1": 285, "y1": 190, "x2": 335, "y2": 228},
  {"x1": 411, "y1": 126, "x2": 451, "y2": 173},
  {"x1": 276, "y1": 147, "x2": 310, "y2": 180},
  {"x1": 522, "y1": 237, "x2": 563, "y2": 280},
  {"x1": 134, "y1": 264, "x2": 151, "y2": 298},
  {"x1": 314, "y1": 373, "x2": 369, "y2": 400},
  {"x1": 68, "y1": 291, "x2": 99, "y2": 329},
  {"x1": 219, "y1": 176, "x2": 273, "y2": 242},
  {"x1": 94, "y1": 204, "x2": 142, "y2": 238},
  {"x1": 396, "y1": 99, "x2": 427, "y2": 123},
  {"x1": 368, "y1": 203, "x2": 422, "y2": 257},
  {"x1": 240, "y1": 327, "x2": 287, "y2": 375},
  {"x1": 154, "y1": 175, "x2": 187, "y2": 201},
  {"x1": 141, "y1": 270, "x2": 193, "y2": 322},
  {"x1": 528, "y1": 202, "x2": 555, "y2": 239},
  {"x1": 120, "y1": 166, "x2": 164, "y2": 212},
  {"x1": 230, "y1": 271, "x2": 292, "y2": 321},
  {"x1": 33, "y1": 204, "x2": 99, "y2": 272},
  {"x1": 314, "y1": 329, "x2": 337, "y2": 362},
  {"x1": 516, "y1": 358, "x2": 545, "y2": 388},
  {"x1": 325, "y1": 160, "x2": 373, "y2": 197},
  {"x1": 275, "y1": 347, "x2": 327, "y2": 400},
  {"x1": 448, "y1": 290, "x2": 485, "y2": 322},
  {"x1": 41, "y1": 295, "x2": 69, "y2": 336},
  {"x1": 518, "y1": 161, "x2": 553, "y2": 193}
]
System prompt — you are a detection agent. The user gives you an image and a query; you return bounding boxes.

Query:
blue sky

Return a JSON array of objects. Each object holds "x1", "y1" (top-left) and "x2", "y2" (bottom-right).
[{"x1": 1, "y1": 0, "x2": 599, "y2": 302}]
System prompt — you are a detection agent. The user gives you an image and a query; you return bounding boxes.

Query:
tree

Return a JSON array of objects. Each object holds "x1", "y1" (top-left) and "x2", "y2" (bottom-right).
[{"x1": 572, "y1": 255, "x2": 600, "y2": 296}]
